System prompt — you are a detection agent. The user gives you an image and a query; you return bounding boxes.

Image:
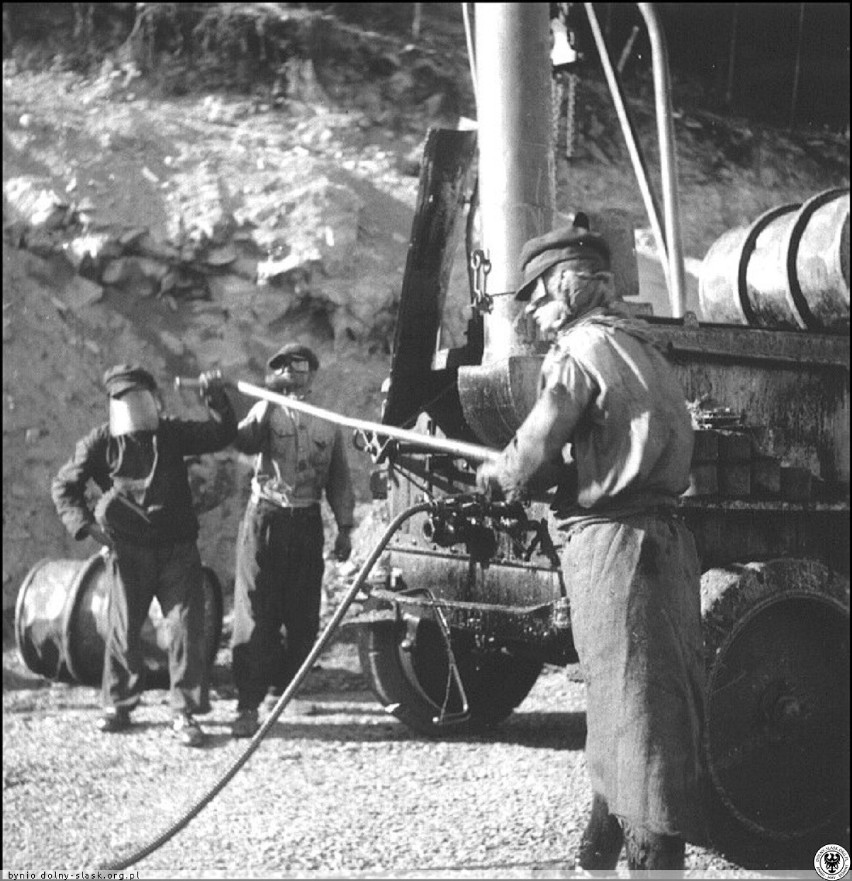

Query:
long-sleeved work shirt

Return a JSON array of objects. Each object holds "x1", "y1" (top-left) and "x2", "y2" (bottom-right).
[
  {"x1": 235, "y1": 399, "x2": 355, "y2": 530},
  {"x1": 52, "y1": 396, "x2": 237, "y2": 544},
  {"x1": 491, "y1": 312, "x2": 693, "y2": 514}
]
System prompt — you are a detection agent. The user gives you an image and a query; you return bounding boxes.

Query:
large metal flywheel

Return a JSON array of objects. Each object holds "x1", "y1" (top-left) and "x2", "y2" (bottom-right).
[
  {"x1": 358, "y1": 596, "x2": 543, "y2": 737},
  {"x1": 701, "y1": 558, "x2": 850, "y2": 848}
]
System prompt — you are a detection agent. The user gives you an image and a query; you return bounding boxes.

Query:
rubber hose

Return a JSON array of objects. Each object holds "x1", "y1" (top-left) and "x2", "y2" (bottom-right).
[{"x1": 101, "y1": 501, "x2": 432, "y2": 871}]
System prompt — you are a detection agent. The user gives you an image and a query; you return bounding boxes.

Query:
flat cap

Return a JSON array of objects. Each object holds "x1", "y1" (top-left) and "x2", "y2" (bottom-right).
[
  {"x1": 515, "y1": 225, "x2": 610, "y2": 301},
  {"x1": 103, "y1": 364, "x2": 157, "y2": 398},
  {"x1": 267, "y1": 343, "x2": 320, "y2": 372}
]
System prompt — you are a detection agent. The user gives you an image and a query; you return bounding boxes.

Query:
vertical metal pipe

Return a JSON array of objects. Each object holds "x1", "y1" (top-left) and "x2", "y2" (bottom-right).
[
  {"x1": 789, "y1": 3, "x2": 805, "y2": 130},
  {"x1": 637, "y1": 3, "x2": 686, "y2": 317},
  {"x1": 474, "y1": 3, "x2": 554, "y2": 359}
]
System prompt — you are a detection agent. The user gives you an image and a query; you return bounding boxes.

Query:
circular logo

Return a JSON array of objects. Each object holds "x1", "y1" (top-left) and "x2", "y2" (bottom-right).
[{"x1": 815, "y1": 844, "x2": 851, "y2": 880}]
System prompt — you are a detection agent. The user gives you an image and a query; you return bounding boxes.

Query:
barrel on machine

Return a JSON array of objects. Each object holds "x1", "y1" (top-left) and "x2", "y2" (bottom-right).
[
  {"x1": 699, "y1": 188, "x2": 850, "y2": 332},
  {"x1": 15, "y1": 553, "x2": 223, "y2": 687}
]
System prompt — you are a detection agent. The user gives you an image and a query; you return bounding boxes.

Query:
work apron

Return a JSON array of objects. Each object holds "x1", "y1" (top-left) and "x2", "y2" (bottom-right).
[{"x1": 560, "y1": 508, "x2": 707, "y2": 842}]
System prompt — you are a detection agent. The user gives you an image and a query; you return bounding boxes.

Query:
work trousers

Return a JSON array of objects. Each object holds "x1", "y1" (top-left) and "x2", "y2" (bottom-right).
[
  {"x1": 104, "y1": 539, "x2": 209, "y2": 715},
  {"x1": 231, "y1": 498, "x2": 324, "y2": 711}
]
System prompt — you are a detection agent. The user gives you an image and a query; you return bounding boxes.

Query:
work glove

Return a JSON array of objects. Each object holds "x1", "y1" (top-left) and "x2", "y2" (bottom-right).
[
  {"x1": 334, "y1": 528, "x2": 353, "y2": 562},
  {"x1": 199, "y1": 370, "x2": 227, "y2": 406},
  {"x1": 475, "y1": 460, "x2": 506, "y2": 502}
]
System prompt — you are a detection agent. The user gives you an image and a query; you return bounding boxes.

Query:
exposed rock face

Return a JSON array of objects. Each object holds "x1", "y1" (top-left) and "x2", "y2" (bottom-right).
[{"x1": 4, "y1": 159, "x2": 379, "y2": 345}]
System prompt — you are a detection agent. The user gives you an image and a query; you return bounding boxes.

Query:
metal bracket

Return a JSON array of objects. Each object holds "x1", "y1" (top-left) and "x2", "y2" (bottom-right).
[
  {"x1": 470, "y1": 249, "x2": 493, "y2": 315},
  {"x1": 352, "y1": 429, "x2": 396, "y2": 464}
]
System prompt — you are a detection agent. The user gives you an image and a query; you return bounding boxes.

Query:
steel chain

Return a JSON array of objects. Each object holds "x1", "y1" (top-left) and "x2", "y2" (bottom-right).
[{"x1": 564, "y1": 70, "x2": 578, "y2": 160}]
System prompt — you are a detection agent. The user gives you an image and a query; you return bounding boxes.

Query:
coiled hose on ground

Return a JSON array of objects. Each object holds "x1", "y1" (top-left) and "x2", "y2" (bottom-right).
[{"x1": 101, "y1": 501, "x2": 432, "y2": 871}]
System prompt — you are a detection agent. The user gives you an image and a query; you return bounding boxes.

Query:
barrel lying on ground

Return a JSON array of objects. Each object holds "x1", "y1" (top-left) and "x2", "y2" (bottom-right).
[{"x1": 15, "y1": 553, "x2": 223, "y2": 688}]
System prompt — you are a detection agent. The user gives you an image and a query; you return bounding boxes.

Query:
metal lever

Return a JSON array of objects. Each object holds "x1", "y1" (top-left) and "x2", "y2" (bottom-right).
[
  {"x1": 426, "y1": 590, "x2": 471, "y2": 727},
  {"x1": 174, "y1": 370, "x2": 223, "y2": 390}
]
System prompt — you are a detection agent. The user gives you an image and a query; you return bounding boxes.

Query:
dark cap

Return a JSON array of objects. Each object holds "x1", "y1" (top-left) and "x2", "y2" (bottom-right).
[
  {"x1": 515, "y1": 225, "x2": 611, "y2": 301},
  {"x1": 267, "y1": 343, "x2": 320, "y2": 372},
  {"x1": 103, "y1": 364, "x2": 157, "y2": 398}
]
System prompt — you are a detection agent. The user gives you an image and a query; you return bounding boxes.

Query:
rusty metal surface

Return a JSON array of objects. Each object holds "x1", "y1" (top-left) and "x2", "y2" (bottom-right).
[
  {"x1": 364, "y1": 586, "x2": 578, "y2": 666},
  {"x1": 646, "y1": 319, "x2": 850, "y2": 366},
  {"x1": 382, "y1": 128, "x2": 478, "y2": 435},
  {"x1": 458, "y1": 354, "x2": 544, "y2": 447},
  {"x1": 646, "y1": 321, "x2": 851, "y2": 490},
  {"x1": 386, "y1": 545, "x2": 562, "y2": 607},
  {"x1": 680, "y1": 503, "x2": 850, "y2": 575}
]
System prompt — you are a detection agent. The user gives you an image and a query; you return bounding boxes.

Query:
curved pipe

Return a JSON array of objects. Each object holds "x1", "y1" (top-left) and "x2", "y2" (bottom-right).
[
  {"x1": 101, "y1": 502, "x2": 433, "y2": 871},
  {"x1": 584, "y1": 3, "x2": 686, "y2": 317},
  {"x1": 584, "y1": 2, "x2": 670, "y2": 295},
  {"x1": 637, "y1": 2, "x2": 687, "y2": 317}
]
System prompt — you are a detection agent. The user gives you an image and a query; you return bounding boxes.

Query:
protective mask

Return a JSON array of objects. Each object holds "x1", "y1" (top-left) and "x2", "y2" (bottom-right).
[
  {"x1": 264, "y1": 360, "x2": 313, "y2": 397},
  {"x1": 109, "y1": 389, "x2": 160, "y2": 435}
]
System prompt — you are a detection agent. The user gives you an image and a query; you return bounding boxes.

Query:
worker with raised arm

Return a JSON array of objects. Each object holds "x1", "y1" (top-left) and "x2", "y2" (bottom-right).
[
  {"x1": 229, "y1": 343, "x2": 355, "y2": 738},
  {"x1": 52, "y1": 364, "x2": 236, "y2": 747}
]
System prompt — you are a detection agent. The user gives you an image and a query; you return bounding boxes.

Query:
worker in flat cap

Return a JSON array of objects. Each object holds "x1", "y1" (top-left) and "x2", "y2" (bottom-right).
[
  {"x1": 51, "y1": 364, "x2": 236, "y2": 747},
  {"x1": 229, "y1": 342, "x2": 355, "y2": 738},
  {"x1": 476, "y1": 220, "x2": 705, "y2": 870}
]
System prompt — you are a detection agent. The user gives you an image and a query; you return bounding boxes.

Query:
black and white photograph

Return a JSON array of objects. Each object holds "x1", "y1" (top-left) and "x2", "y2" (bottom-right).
[{"x1": 2, "y1": 3, "x2": 849, "y2": 878}]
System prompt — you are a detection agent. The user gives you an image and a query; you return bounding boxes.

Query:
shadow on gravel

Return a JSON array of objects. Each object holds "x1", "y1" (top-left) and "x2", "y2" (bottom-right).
[
  {"x1": 498, "y1": 710, "x2": 587, "y2": 750},
  {"x1": 2, "y1": 667, "x2": 50, "y2": 691},
  {"x1": 209, "y1": 663, "x2": 368, "y2": 699},
  {"x1": 193, "y1": 709, "x2": 587, "y2": 751}
]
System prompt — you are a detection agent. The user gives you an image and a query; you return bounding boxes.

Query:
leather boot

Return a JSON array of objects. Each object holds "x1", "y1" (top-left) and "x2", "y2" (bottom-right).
[
  {"x1": 577, "y1": 792, "x2": 624, "y2": 871},
  {"x1": 623, "y1": 822, "x2": 685, "y2": 874}
]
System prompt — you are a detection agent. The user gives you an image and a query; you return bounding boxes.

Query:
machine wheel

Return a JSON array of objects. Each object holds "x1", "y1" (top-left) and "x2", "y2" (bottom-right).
[
  {"x1": 701, "y1": 558, "x2": 850, "y2": 850},
  {"x1": 358, "y1": 599, "x2": 543, "y2": 737}
]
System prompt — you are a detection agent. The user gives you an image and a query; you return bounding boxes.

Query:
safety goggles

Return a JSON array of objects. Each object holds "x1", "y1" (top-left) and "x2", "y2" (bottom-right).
[{"x1": 273, "y1": 357, "x2": 311, "y2": 374}]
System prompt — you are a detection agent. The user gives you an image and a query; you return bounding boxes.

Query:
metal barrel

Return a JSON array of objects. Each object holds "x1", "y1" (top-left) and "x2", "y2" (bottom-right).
[
  {"x1": 14, "y1": 554, "x2": 223, "y2": 687},
  {"x1": 699, "y1": 188, "x2": 850, "y2": 332}
]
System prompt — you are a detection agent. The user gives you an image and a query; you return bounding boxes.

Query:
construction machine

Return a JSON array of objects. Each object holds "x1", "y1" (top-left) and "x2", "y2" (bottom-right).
[{"x1": 348, "y1": 2, "x2": 850, "y2": 860}]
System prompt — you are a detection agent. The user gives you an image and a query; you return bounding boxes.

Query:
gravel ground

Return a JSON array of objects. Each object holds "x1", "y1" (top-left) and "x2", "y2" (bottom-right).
[{"x1": 2, "y1": 637, "x2": 786, "y2": 880}]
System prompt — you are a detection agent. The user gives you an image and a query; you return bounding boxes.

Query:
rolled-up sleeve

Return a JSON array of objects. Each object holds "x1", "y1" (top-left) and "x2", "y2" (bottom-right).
[{"x1": 234, "y1": 401, "x2": 268, "y2": 456}]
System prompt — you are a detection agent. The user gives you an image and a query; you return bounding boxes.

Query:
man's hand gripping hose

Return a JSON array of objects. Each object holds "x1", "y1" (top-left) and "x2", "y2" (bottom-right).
[{"x1": 101, "y1": 500, "x2": 432, "y2": 871}]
